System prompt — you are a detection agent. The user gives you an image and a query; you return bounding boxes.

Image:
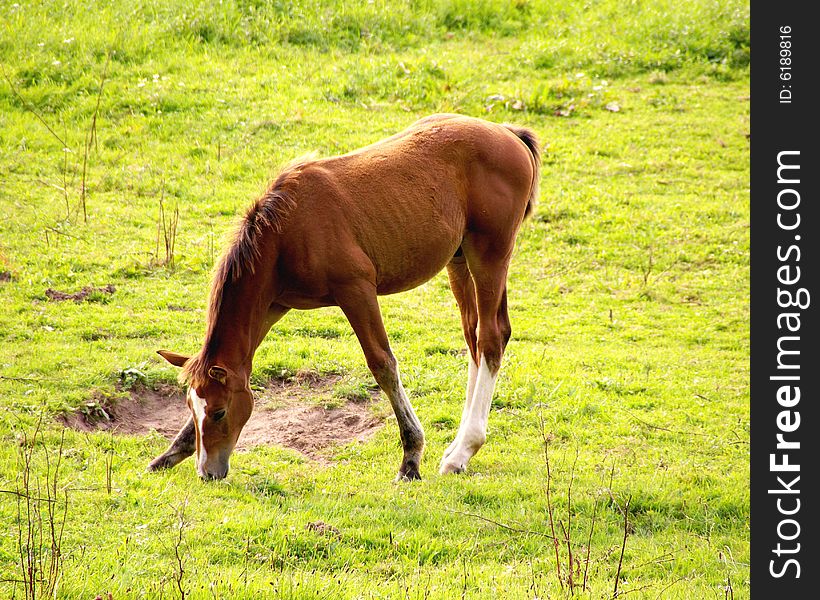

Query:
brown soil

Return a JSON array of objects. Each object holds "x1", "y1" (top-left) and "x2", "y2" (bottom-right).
[
  {"x1": 57, "y1": 375, "x2": 384, "y2": 460},
  {"x1": 45, "y1": 284, "x2": 116, "y2": 302}
]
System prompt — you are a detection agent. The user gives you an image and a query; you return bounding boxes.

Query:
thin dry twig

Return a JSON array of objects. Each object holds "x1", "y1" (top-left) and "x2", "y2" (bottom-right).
[
  {"x1": 153, "y1": 187, "x2": 180, "y2": 269},
  {"x1": 539, "y1": 408, "x2": 564, "y2": 588},
  {"x1": 32, "y1": 179, "x2": 67, "y2": 194},
  {"x1": 652, "y1": 576, "x2": 687, "y2": 599},
  {"x1": 80, "y1": 52, "x2": 111, "y2": 222},
  {"x1": 631, "y1": 551, "x2": 676, "y2": 571},
  {"x1": 1, "y1": 64, "x2": 69, "y2": 148},
  {"x1": 0, "y1": 374, "x2": 41, "y2": 383},
  {"x1": 43, "y1": 226, "x2": 84, "y2": 241},
  {"x1": 621, "y1": 407, "x2": 709, "y2": 437},
  {"x1": 641, "y1": 245, "x2": 654, "y2": 288},
  {"x1": 724, "y1": 573, "x2": 734, "y2": 600},
  {"x1": 62, "y1": 119, "x2": 70, "y2": 218},
  {"x1": 0, "y1": 490, "x2": 58, "y2": 502},
  {"x1": 14, "y1": 414, "x2": 69, "y2": 600},
  {"x1": 559, "y1": 521, "x2": 575, "y2": 593},
  {"x1": 172, "y1": 500, "x2": 189, "y2": 600},
  {"x1": 104, "y1": 432, "x2": 115, "y2": 495},
  {"x1": 613, "y1": 494, "x2": 632, "y2": 598},
  {"x1": 443, "y1": 508, "x2": 555, "y2": 539},
  {"x1": 582, "y1": 493, "x2": 599, "y2": 591},
  {"x1": 615, "y1": 582, "x2": 655, "y2": 597},
  {"x1": 565, "y1": 446, "x2": 579, "y2": 591}
]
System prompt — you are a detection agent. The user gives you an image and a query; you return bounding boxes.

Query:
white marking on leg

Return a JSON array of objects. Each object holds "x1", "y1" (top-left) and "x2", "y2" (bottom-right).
[
  {"x1": 463, "y1": 357, "x2": 497, "y2": 446},
  {"x1": 444, "y1": 355, "x2": 479, "y2": 459},
  {"x1": 386, "y1": 368, "x2": 424, "y2": 445},
  {"x1": 466, "y1": 354, "x2": 479, "y2": 411},
  {"x1": 376, "y1": 356, "x2": 424, "y2": 480},
  {"x1": 440, "y1": 355, "x2": 498, "y2": 474}
]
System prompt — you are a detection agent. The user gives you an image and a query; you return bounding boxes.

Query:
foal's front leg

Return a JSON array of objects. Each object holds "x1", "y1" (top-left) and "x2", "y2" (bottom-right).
[
  {"x1": 147, "y1": 416, "x2": 196, "y2": 471},
  {"x1": 336, "y1": 281, "x2": 425, "y2": 481}
]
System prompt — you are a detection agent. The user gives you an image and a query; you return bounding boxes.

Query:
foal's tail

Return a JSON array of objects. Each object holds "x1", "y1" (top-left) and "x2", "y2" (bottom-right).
[{"x1": 503, "y1": 125, "x2": 541, "y2": 219}]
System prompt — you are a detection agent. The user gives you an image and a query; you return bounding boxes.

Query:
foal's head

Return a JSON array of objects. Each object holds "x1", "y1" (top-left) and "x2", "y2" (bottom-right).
[{"x1": 157, "y1": 350, "x2": 253, "y2": 480}]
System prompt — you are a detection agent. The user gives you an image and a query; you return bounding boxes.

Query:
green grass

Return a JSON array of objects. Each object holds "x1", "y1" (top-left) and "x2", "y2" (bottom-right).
[{"x1": 1, "y1": 1, "x2": 749, "y2": 598}]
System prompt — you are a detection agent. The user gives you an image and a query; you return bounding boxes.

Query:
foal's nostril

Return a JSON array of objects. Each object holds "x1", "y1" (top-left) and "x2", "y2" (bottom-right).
[{"x1": 199, "y1": 465, "x2": 229, "y2": 481}]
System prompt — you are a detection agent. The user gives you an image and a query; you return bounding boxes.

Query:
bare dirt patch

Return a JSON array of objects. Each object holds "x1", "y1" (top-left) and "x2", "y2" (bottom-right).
[
  {"x1": 45, "y1": 284, "x2": 116, "y2": 302},
  {"x1": 58, "y1": 375, "x2": 384, "y2": 460}
]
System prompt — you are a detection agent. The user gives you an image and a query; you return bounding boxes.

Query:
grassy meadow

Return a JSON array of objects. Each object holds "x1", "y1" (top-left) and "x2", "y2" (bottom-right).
[{"x1": 0, "y1": 1, "x2": 749, "y2": 598}]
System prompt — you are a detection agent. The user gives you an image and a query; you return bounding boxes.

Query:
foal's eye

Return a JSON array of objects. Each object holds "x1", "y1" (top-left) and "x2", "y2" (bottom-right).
[{"x1": 212, "y1": 409, "x2": 227, "y2": 422}]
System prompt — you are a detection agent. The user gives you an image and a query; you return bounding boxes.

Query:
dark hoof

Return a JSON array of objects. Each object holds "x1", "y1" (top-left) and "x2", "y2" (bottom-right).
[
  {"x1": 146, "y1": 456, "x2": 171, "y2": 471},
  {"x1": 147, "y1": 451, "x2": 188, "y2": 471},
  {"x1": 395, "y1": 459, "x2": 422, "y2": 482},
  {"x1": 147, "y1": 456, "x2": 171, "y2": 471},
  {"x1": 439, "y1": 460, "x2": 466, "y2": 475},
  {"x1": 395, "y1": 469, "x2": 422, "y2": 483}
]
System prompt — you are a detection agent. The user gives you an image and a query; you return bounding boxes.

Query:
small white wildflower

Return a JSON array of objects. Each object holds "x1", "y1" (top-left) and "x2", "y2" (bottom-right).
[
  {"x1": 37, "y1": 42, "x2": 45, "y2": 47},
  {"x1": 137, "y1": 80, "x2": 146, "y2": 88},
  {"x1": 575, "y1": 72, "x2": 585, "y2": 78},
  {"x1": 52, "y1": 60, "x2": 61, "y2": 66},
  {"x1": 63, "y1": 37, "x2": 74, "y2": 44}
]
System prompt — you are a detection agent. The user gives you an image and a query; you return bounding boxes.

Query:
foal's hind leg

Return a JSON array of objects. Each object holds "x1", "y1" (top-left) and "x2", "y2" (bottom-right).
[
  {"x1": 440, "y1": 253, "x2": 512, "y2": 475},
  {"x1": 442, "y1": 257, "x2": 479, "y2": 462},
  {"x1": 335, "y1": 280, "x2": 425, "y2": 481}
]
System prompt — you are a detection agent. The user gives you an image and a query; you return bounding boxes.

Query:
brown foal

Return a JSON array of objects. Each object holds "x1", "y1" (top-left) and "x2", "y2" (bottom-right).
[{"x1": 151, "y1": 113, "x2": 540, "y2": 481}]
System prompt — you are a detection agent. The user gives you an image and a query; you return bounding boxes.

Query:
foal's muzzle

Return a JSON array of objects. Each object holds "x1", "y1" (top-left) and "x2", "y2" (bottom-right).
[
  {"x1": 198, "y1": 464, "x2": 229, "y2": 481},
  {"x1": 197, "y1": 449, "x2": 231, "y2": 481}
]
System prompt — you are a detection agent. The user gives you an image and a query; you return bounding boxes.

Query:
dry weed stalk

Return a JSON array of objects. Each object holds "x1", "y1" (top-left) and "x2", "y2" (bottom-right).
[
  {"x1": 80, "y1": 52, "x2": 112, "y2": 223},
  {"x1": 538, "y1": 411, "x2": 563, "y2": 589},
  {"x1": 2, "y1": 54, "x2": 111, "y2": 224},
  {"x1": 104, "y1": 431, "x2": 115, "y2": 495},
  {"x1": 6, "y1": 416, "x2": 70, "y2": 600},
  {"x1": 612, "y1": 494, "x2": 632, "y2": 598},
  {"x1": 161, "y1": 499, "x2": 191, "y2": 600},
  {"x1": 153, "y1": 189, "x2": 180, "y2": 270},
  {"x1": 538, "y1": 408, "x2": 605, "y2": 595}
]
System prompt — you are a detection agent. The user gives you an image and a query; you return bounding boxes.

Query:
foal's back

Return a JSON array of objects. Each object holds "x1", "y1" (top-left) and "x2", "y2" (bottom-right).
[{"x1": 274, "y1": 115, "x2": 537, "y2": 306}]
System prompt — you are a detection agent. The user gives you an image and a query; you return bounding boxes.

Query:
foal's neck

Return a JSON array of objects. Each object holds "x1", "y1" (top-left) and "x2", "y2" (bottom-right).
[{"x1": 204, "y1": 268, "x2": 277, "y2": 382}]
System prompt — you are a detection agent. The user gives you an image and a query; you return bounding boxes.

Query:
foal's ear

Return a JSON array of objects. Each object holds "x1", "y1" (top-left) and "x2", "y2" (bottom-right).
[
  {"x1": 157, "y1": 350, "x2": 191, "y2": 368},
  {"x1": 208, "y1": 365, "x2": 228, "y2": 385}
]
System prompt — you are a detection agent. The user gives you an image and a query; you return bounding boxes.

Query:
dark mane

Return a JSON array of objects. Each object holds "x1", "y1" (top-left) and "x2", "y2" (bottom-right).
[{"x1": 181, "y1": 157, "x2": 311, "y2": 387}]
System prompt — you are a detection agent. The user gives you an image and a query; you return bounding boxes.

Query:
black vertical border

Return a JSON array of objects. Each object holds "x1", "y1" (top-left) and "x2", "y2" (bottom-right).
[{"x1": 751, "y1": 3, "x2": 817, "y2": 597}]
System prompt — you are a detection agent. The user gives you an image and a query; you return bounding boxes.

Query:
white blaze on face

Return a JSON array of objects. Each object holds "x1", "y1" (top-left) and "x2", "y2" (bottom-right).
[{"x1": 190, "y1": 388, "x2": 208, "y2": 463}]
